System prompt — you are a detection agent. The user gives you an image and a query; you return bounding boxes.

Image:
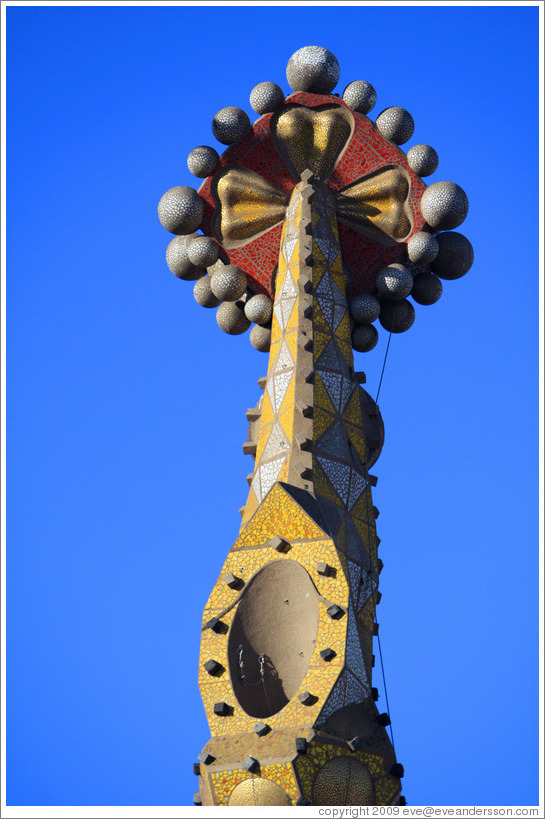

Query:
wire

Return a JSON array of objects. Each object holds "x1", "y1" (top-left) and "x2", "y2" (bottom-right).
[
  {"x1": 375, "y1": 330, "x2": 393, "y2": 404},
  {"x1": 375, "y1": 618, "x2": 396, "y2": 752}
]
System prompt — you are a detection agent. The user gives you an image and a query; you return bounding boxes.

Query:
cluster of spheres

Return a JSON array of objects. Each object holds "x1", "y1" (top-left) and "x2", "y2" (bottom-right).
[{"x1": 158, "y1": 46, "x2": 473, "y2": 354}]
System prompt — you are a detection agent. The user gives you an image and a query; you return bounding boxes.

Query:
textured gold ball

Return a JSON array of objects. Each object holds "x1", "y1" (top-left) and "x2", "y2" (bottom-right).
[
  {"x1": 228, "y1": 777, "x2": 291, "y2": 806},
  {"x1": 312, "y1": 756, "x2": 376, "y2": 806}
]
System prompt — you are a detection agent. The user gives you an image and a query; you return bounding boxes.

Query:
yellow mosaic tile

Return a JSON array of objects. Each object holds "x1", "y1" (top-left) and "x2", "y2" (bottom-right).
[
  {"x1": 336, "y1": 326, "x2": 354, "y2": 363},
  {"x1": 313, "y1": 403, "x2": 336, "y2": 443},
  {"x1": 278, "y1": 373, "x2": 296, "y2": 416},
  {"x1": 314, "y1": 610, "x2": 346, "y2": 665},
  {"x1": 235, "y1": 484, "x2": 327, "y2": 549},
  {"x1": 357, "y1": 597, "x2": 376, "y2": 635},
  {"x1": 313, "y1": 301, "x2": 330, "y2": 334},
  {"x1": 343, "y1": 389, "x2": 363, "y2": 427},
  {"x1": 285, "y1": 298, "x2": 300, "y2": 335},
  {"x1": 363, "y1": 753, "x2": 385, "y2": 777},
  {"x1": 259, "y1": 390, "x2": 275, "y2": 430},
  {"x1": 313, "y1": 327, "x2": 331, "y2": 361},
  {"x1": 314, "y1": 372, "x2": 336, "y2": 416},
  {"x1": 351, "y1": 491, "x2": 375, "y2": 527},
  {"x1": 376, "y1": 776, "x2": 400, "y2": 805}
]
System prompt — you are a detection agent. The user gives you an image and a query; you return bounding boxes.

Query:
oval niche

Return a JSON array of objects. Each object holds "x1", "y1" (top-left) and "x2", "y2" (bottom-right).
[{"x1": 227, "y1": 559, "x2": 319, "y2": 718}]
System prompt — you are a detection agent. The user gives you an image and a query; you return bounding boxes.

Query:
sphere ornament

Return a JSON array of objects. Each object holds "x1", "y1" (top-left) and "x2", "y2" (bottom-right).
[
  {"x1": 212, "y1": 107, "x2": 251, "y2": 145},
  {"x1": 376, "y1": 263, "x2": 413, "y2": 300},
  {"x1": 187, "y1": 145, "x2": 219, "y2": 178},
  {"x1": 342, "y1": 80, "x2": 377, "y2": 114},
  {"x1": 430, "y1": 231, "x2": 474, "y2": 279},
  {"x1": 411, "y1": 272, "x2": 443, "y2": 305},
  {"x1": 349, "y1": 293, "x2": 381, "y2": 325},
  {"x1": 250, "y1": 82, "x2": 284, "y2": 114},
  {"x1": 211, "y1": 264, "x2": 248, "y2": 301},
  {"x1": 407, "y1": 231, "x2": 439, "y2": 265},
  {"x1": 420, "y1": 181, "x2": 469, "y2": 231},
  {"x1": 352, "y1": 324, "x2": 379, "y2": 352},
  {"x1": 158, "y1": 186, "x2": 204, "y2": 235},
  {"x1": 193, "y1": 275, "x2": 221, "y2": 308},
  {"x1": 188, "y1": 236, "x2": 220, "y2": 268},
  {"x1": 244, "y1": 293, "x2": 273, "y2": 325},
  {"x1": 166, "y1": 234, "x2": 205, "y2": 280},
  {"x1": 228, "y1": 778, "x2": 291, "y2": 806},
  {"x1": 375, "y1": 107, "x2": 414, "y2": 145},
  {"x1": 286, "y1": 46, "x2": 340, "y2": 93},
  {"x1": 312, "y1": 756, "x2": 376, "y2": 806},
  {"x1": 249, "y1": 323, "x2": 272, "y2": 352},
  {"x1": 406, "y1": 144, "x2": 438, "y2": 177},
  {"x1": 216, "y1": 300, "x2": 251, "y2": 335},
  {"x1": 379, "y1": 299, "x2": 415, "y2": 333}
]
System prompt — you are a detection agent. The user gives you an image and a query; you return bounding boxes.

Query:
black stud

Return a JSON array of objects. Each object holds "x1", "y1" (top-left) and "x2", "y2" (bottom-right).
[
  {"x1": 199, "y1": 751, "x2": 215, "y2": 765},
  {"x1": 296, "y1": 435, "x2": 313, "y2": 451},
  {"x1": 253, "y1": 721, "x2": 270, "y2": 737},
  {"x1": 223, "y1": 572, "x2": 243, "y2": 590},
  {"x1": 354, "y1": 371, "x2": 366, "y2": 384},
  {"x1": 243, "y1": 756, "x2": 259, "y2": 772},
  {"x1": 347, "y1": 736, "x2": 363, "y2": 751},
  {"x1": 203, "y1": 659, "x2": 223, "y2": 676},
  {"x1": 373, "y1": 622, "x2": 379, "y2": 636},
  {"x1": 269, "y1": 535, "x2": 290, "y2": 553},
  {"x1": 372, "y1": 687, "x2": 379, "y2": 701},
  {"x1": 316, "y1": 562, "x2": 332, "y2": 576},
  {"x1": 377, "y1": 712, "x2": 391, "y2": 726},
  {"x1": 399, "y1": 797, "x2": 407, "y2": 806},
  {"x1": 193, "y1": 792, "x2": 202, "y2": 806},
  {"x1": 391, "y1": 763, "x2": 405, "y2": 778},
  {"x1": 246, "y1": 407, "x2": 261, "y2": 421},
  {"x1": 206, "y1": 617, "x2": 228, "y2": 634},
  {"x1": 326, "y1": 604, "x2": 344, "y2": 620},
  {"x1": 298, "y1": 690, "x2": 314, "y2": 705},
  {"x1": 193, "y1": 762, "x2": 201, "y2": 775},
  {"x1": 242, "y1": 441, "x2": 257, "y2": 456},
  {"x1": 297, "y1": 401, "x2": 313, "y2": 418},
  {"x1": 373, "y1": 506, "x2": 380, "y2": 518},
  {"x1": 213, "y1": 701, "x2": 231, "y2": 717},
  {"x1": 320, "y1": 647, "x2": 336, "y2": 662},
  {"x1": 257, "y1": 375, "x2": 267, "y2": 389},
  {"x1": 295, "y1": 737, "x2": 308, "y2": 754},
  {"x1": 369, "y1": 474, "x2": 378, "y2": 486}
]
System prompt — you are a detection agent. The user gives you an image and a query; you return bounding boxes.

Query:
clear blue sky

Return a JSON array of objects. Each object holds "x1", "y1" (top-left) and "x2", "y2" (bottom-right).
[{"x1": 6, "y1": 3, "x2": 540, "y2": 809}]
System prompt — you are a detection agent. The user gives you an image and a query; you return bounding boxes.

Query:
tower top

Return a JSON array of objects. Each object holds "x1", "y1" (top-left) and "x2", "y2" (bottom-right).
[{"x1": 158, "y1": 46, "x2": 473, "y2": 354}]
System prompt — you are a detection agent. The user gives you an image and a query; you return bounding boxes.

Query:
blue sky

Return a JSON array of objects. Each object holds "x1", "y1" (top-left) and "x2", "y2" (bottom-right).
[{"x1": 6, "y1": 2, "x2": 541, "y2": 809}]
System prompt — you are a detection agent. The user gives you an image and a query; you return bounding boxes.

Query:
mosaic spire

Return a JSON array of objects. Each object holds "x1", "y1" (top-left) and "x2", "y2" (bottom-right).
[{"x1": 158, "y1": 45, "x2": 473, "y2": 807}]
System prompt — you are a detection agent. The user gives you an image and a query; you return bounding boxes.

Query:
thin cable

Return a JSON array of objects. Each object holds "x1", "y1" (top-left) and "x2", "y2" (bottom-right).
[
  {"x1": 375, "y1": 330, "x2": 393, "y2": 404},
  {"x1": 376, "y1": 625, "x2": 395, "y2": 751}
]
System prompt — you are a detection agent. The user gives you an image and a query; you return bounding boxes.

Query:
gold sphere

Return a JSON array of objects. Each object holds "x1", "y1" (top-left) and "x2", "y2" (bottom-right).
[
  {"x1": 228, "y1": 777, "x2": 291, "y2": 806},
  {"x1": 312, "y1": 756, "x2": 376, "y2": 805}
]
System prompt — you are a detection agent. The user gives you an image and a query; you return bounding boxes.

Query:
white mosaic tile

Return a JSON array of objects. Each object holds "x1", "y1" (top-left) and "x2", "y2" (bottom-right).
[
  {"x1": 272, "y1": 370, "x2": 293, "y2": 413},
  {"x1": 259, "y1": 456, "x2": 286, "y2": 498},
  {"x1": 261, "y1": 422, "x2": 290, "y2": 461}
]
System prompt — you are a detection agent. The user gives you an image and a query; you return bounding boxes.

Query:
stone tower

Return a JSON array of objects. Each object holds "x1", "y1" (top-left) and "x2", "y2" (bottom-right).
[{"x1": 158, "y1": 46, "x2": 473, "y2": 807}]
